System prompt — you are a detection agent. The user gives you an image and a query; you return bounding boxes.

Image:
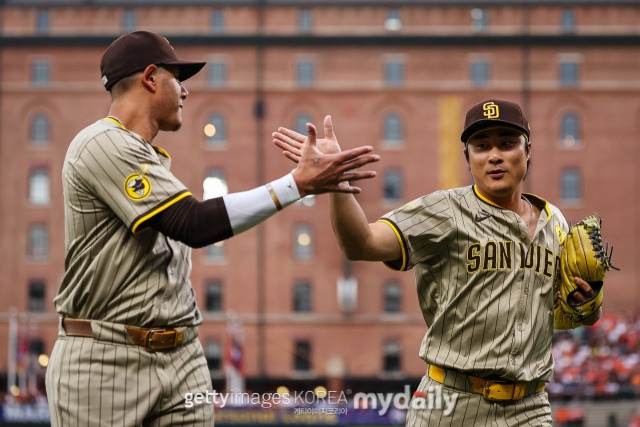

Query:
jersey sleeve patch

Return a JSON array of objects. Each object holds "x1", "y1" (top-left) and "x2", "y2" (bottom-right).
[{"x1": 124, "y1": 164, "x2": 152, "y2": 200}]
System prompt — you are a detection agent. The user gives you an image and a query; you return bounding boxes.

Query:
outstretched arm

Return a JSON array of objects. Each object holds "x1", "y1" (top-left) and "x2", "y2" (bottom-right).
[
  {"x1": 274, "y1": 115, "x2": 402, "y2": 262},
  {"x1": 146, "y1": 119, "x2": 380, "y2": 246}
]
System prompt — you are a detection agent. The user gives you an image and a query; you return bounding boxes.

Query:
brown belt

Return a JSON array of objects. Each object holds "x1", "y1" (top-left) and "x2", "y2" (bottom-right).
[
  {"x1": 427, "y1": 365, "x2": 545, "y2": 401},
  {"x1": 62, "y1": 319, "x2": 185, "y2": 352}
]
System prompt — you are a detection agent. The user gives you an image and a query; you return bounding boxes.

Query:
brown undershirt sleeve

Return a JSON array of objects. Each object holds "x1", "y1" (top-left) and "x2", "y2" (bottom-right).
[{"x1": 145, "y1": 195, "x2": 233, "y2": 248}]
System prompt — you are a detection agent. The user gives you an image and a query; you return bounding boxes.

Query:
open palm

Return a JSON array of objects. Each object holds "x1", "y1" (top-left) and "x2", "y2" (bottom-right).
[{"x1": 273, "y1": 115, "x2": 341, "y2": 162}]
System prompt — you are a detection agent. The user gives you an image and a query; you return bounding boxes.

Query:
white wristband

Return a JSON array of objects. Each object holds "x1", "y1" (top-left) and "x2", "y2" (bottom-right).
[
  {"x1": 268, "y1": 173, "x2": 301, "y2": 210},
  {"x1": 222, "y1": 173, "x2": 301, "y2": 235}
]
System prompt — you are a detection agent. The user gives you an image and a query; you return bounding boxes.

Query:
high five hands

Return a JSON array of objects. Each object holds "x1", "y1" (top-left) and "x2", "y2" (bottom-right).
[{"x1": 273, "y1": 115, "x2": 379, "y2": 197}]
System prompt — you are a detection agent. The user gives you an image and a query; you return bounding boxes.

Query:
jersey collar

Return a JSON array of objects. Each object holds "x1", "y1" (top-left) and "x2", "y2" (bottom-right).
[
  {"x1": 103, "y1": 116, "x2": 172, "y2": 160},
  {"x1": 472, "y1": 185, "x2": 551, "y2": 220}
]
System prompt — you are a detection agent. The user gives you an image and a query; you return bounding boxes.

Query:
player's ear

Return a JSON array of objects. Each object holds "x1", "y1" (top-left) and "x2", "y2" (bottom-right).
[
  {"x1": 141, "y1": 64, "x2": 159, "y2": 92},
  {"x1": 526, "y1": 141, "x2": 531, "y2": 158},
  {"x1": 464, "y1": 147, "x2": 469, "y2": 163}
]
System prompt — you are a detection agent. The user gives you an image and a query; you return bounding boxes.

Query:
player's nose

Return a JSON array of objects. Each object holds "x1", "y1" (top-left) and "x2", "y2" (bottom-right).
[
  {"x1": 180, "y1": 82, "x2": 188, "y2": 99},
  {"x1": 488, "y1": 148, "x2": 503, "y2": 163}
]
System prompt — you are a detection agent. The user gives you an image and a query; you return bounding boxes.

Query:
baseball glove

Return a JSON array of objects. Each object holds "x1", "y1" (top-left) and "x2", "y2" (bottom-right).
[{"x1": 554, "y1": 214, "x2": 618, "y2": 330}]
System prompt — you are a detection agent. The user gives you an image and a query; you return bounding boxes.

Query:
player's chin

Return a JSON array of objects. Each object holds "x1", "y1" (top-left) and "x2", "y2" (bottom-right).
[
  {"x1": 161, "y1": 118, "x2": 182, "y2": 132},
  {"x1": 481, "y1": 180, "x2": 515, "y2": 196}
]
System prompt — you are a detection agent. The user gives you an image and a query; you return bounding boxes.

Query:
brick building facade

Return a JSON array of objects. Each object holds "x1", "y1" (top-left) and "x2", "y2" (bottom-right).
[{"x1": 0, "y1": 0, "x2": 638, "y2": 397}]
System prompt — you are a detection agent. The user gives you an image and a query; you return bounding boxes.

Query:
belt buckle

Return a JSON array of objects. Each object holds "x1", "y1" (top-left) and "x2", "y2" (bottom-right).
[
  {"x1": 145, "y1": 328, "x2": 171, "y2": 351},
  {"x1": 483, "y1": 380, "x2": 512, "y2": 401}
]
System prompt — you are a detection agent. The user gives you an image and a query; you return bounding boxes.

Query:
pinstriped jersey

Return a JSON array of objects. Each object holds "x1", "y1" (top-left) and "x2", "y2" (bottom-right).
[
  {"x1": 55, "y1": 117, "x2": 202, "y2": 328},
  {"x1": 380, "y1": 185, "x2": 568, "y2": 382}
]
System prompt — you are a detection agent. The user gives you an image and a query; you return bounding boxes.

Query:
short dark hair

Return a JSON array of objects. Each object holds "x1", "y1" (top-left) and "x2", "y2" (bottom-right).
[{"x1": 109, "y1": 72, "x2": 141, "y2": 100}]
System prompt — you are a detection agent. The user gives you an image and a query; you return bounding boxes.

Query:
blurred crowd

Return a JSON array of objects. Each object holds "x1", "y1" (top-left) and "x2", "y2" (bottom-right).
[{"x1": 549, "y1": 313, "x2": 640, "y2": 399}]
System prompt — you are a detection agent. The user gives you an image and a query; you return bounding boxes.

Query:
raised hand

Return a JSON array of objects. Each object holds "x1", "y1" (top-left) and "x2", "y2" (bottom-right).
[
  {"x1": 287, "y1": 120, "x2": 379, "y2": 196},
  {"x1": 273, "y1": 115, "x2": 342, "y2": 163}
]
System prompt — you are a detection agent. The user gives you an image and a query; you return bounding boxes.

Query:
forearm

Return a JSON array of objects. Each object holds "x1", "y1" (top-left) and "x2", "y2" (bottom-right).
[
  {"x1": 146, "y1": 196, "x2": 233, "y2": 248},
  {"x1": 329, "y1": 193, "x2": 381, "y2": 261},
  {"x1": 147, "y1": 174, "x2": 301, "y2": 247},
  {"x1": 222, "y1": 173, "x2": 300, "y2": 235}
]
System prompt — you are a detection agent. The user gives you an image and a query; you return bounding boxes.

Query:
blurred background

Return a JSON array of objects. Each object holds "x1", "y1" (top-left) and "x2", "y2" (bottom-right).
[{"x1": 0, "y1": 0, "x2": 638, "y2": 425}]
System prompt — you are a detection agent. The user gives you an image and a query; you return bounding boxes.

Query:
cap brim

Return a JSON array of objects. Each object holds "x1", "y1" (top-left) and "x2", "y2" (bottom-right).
[
  {"x1": 461, "y1": 120, "x2": 529, "y2": 143},
  {"x1": 162, "y1": 60, "x2": 206, "y2": 82}
]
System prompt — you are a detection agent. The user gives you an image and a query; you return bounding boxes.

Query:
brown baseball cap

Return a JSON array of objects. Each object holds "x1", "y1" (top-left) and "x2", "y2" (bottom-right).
[
  {"x1": 100, "y1": 31, "x2": 206, "y2": 91},
  {"x1": 461, "y1": 99, "x2": 531, "y2": 143}
]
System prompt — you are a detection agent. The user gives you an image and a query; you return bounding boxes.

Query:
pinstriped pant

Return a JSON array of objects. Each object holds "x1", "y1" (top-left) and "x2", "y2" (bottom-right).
[
  {"x1": 406, "y1": 373, "x2": 552, "y2": 426},
  {"x1": 45, "y1": 335, "x2": 215, "y2": 426}
]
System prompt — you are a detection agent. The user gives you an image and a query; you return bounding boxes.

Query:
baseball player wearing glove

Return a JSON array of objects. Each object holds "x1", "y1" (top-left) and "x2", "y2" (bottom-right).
[
  {"x1": 273, "y1": 99, "x2": 614, "y2": 426},
  {"x1": 45, "y1": 31, "x2": 379, "y2": 427},
  {"x1": 554, "y1": 214, "x2": 617, "y2": 330}
]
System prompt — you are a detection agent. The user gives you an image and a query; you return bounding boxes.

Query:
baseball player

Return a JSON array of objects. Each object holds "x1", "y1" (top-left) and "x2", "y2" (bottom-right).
[
  {"x1": 45, "y1": 31, "x2": 379, "y2": 427},
  {"x1": 273, "y1": 100, "x2": 601, "y2": 426}
]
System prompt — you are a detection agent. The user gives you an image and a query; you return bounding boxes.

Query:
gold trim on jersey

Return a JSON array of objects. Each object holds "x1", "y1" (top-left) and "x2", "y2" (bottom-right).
[
  {"x1": 473, "y1": 185, "x2": 502, "y2": 208},
  {"x1": 377, "y1": 219, "x2": 407, "y2": 272},
  {"x1": 131, "y1": 191, "x2": 193, "y2": 234},
  {"x1": 105, "y1": 116, "x2": 126, "y2": 130},
  {"x1": 473, "y1": 186, "x2": 551, "y2": 220},
  {"x1": 523, "y1": 192, "x2": 551, "y2": 220},
  {"x1": 152, "y1": 145, "x2": 172, "y2": 159}
]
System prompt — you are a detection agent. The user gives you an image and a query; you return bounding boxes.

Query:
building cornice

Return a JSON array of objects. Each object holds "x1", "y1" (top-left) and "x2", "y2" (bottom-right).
[{"x1": 2, "y1": 33, "x2": 639, "y2": 47}]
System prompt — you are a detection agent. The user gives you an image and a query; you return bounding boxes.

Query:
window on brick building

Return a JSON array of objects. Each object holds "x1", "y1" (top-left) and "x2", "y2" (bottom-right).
[
  {"x1": 561, "y1": 113, "x2": 581, "y2": 148},
  {"x1": 30, "y1": 114, "x2": 50, "y2": 146},
  {"x1": 296, "y1": 61, "x2": 315, "y2": 87},
  {"x1": 205, "y1": 280, "x2": 223, "y2": 313},
  {"x1": 122, "y1": 10, "x2": 136, "y2": 32},
  {"x1": 384, "y1": 282, "x2": 402, "y2": 313},
  {"x1": 205, "y1": 114, "x2": 226, "y2": 148},
  {"x1": 36, "y1": 10, "x2": 49, "y2": 34},
  {"x1": 384, "y1": 9, "x2": 402, "y2": 31},
  {"x1": 202, "y1": 168, "x2": 227, "y2": 261},
  {"x1": 561, "y1": 169, "x2": 582, "y2": 203},
  {"x1": 207, "y1": 61, "x2": 227, "y2": 87},
  {"x1": 211, "y1": 10, "x2": 224, "y2": 32},
  {"x1": 471, "y1": 8, "x2": 488, "y2": 31},
  {"x1": 28, "y1": 224, "x2": 48, "y2": 261},
  {"x1": 383, "y1": 340, "x2": 402, "y2": 372},
  {"x1": 384, "y1": 59, "x2": 404, "y2": 87},
  {"x1": 383, "y1": 113, "x2": 403, "y2": 145},
  {"x1": 205, "y1": 340, "x2": 223, "y2": 372},
  {"x1": 299, "y1": 9, "x2": 312, "y2": 32},
  {"x1": 383, "y1": 169, "x2": 403, "y2": 202},
  {"x1": 293, "y1": 225, "x2": 314, "y2": 260},
  {"x1": 293, "y1": 281, "x2": 312, "y2": 313},
  {"x1": 294, "y1": 341, "x2": 311, "y2": 371},
  {"x1": 561, "y1": 9, "x2": 575, "y2": 33},
  {"x1": 559, "y1": 61, "x2": 579, "y2": 87},
  {"x1": 29, "y1": 168, "x2": 50, "y2": 205},
  {"x1": 31, "y1": 60, "x2": 50, "y2": 87},
  {"x1": 471, "y1": 60, "x2": 490, "y2": 87},
  {"x1": 28, "y1": 281, "x2": 46, "y2": 312}
]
